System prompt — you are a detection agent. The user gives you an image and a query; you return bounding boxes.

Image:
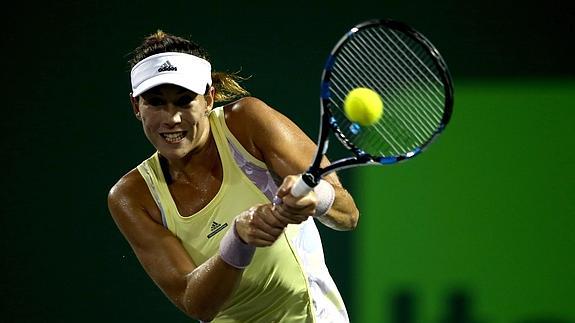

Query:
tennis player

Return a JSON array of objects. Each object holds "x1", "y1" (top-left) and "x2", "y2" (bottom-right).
[{"x1": 107, "y1": 30, "x2": 359, "y2": 322}]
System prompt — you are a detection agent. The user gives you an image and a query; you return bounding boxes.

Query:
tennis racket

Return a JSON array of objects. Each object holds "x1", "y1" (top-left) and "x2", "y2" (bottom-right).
[{"x1": 291, "y1": 18, "x2": 454, "y2": 197}]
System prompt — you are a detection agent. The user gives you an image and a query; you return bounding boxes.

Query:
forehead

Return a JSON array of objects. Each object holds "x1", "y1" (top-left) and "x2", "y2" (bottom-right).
[{"x1": 143, "y1": 84, "x2": 197, "y2": 96}]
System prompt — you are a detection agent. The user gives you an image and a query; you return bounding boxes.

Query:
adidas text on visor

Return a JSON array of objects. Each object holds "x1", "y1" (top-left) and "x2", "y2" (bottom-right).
[{"x1": 130, "y1": 52, "x2": 212, "y2": 97}]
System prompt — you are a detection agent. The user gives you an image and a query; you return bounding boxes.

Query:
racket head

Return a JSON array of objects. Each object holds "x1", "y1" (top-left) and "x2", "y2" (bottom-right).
[{"x1": 319, "y1": 19, "x2": 454, "y2": 168}]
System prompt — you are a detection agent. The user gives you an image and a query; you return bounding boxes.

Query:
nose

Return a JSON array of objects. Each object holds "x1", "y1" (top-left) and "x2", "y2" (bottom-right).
[{"x1": 164, "y1": 106, "x2": 182, "y2": 126}]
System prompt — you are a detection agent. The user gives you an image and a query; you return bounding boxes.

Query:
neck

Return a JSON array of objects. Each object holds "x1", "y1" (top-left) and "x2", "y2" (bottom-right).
[{"x1": 161, "y1": 133, "x2": 220, "y2": 184}]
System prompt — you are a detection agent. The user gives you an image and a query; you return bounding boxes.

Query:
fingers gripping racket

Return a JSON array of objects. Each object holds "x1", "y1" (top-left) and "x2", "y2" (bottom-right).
[{"x1": 291, "y1": 19, "x2": 454, "y2": 197}]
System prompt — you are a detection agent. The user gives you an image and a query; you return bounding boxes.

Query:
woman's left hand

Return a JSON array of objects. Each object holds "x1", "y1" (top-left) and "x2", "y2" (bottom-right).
[{"x1": 273, "y1": 175, "x2": 317, "y2": 225}]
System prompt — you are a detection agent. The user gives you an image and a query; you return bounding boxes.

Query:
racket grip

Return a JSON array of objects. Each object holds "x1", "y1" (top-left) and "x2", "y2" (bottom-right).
[{"x1": 291, "y1": 175, "x2": 315, "y2": 198}]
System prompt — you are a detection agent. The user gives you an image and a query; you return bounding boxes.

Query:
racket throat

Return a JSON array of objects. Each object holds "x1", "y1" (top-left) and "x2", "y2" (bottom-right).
[{"x1": 301, "y1": 172, "x2": 320, "y2": 188}]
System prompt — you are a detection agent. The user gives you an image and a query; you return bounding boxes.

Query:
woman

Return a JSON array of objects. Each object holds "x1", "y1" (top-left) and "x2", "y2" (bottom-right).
[{"x1": 107, "y1": 30, "x2": 359, "y2": 322}]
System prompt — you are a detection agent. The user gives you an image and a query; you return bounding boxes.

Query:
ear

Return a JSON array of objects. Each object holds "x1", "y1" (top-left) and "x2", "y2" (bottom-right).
[
  {"x1": 205, "y1": 86, "x2": 216, "y2": 109},
  {"x1": 130, "y1": 93, "x2": 142, "y2": 120}
]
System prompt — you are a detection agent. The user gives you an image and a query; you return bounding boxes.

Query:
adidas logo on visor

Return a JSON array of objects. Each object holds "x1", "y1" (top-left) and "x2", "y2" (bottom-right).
[{"x1": 158, "y1": 60, "x2": 177, "y2": 72}]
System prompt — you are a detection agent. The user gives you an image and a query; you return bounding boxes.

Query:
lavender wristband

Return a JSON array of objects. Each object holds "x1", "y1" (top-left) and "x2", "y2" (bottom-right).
[{"x1": 219, "y1": 219, "x2": 255, "y2": 269}]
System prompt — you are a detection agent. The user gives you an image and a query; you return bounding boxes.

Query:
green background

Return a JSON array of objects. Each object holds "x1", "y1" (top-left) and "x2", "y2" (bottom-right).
[
  {"x1": 355, "y1": 80, "x2": 575, "y2": 322},
  {"x1": 1, "y1": 1, "x2": 573, "y2": 322}
]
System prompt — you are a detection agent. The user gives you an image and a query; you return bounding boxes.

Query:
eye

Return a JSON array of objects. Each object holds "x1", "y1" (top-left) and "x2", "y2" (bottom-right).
[
  {"x1": 146, "y1": 97, "x2": 165, "y2": 107},
  {"x1": 175, "y1": 95, "x2": 194, "y2": 107}
]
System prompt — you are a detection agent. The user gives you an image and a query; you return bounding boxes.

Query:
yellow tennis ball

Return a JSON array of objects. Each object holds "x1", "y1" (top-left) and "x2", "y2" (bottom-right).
[{"x1": 343, "y1": 87, "x2": 384, "y2": 126}]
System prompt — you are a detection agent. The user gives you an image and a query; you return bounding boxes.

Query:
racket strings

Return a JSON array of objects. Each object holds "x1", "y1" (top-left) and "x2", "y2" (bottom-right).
[
  {"x1": 364, "y1": 28, "x2": 444, "y2": 122},
  {"x1": 328, "y1": 63, "x2": 409, "y2": 153},
  {"x1": 343, "y1": 30, "x2": 442, "y2": 148},
  {"x1": 331, "y1": 45, "x2": 428, "y2": 152},
  {"x1": 327, "y1": 25, "x2": 447, "y2": 157},
  {"x1": 363, "y1": 28, "x2": 445, "y2": 137},
  {"x1": 350, "y1": 31, "x2": 440, "y2": 144},
  {"x1": 336, "y1": 48, "x2": 431, "y2": 144},
  {"x1": 330, "y1": 58, "x2": 429, "y2": 155},
  {"x1": 330, "y1": 62, "x2": 411, "y2": 155}
]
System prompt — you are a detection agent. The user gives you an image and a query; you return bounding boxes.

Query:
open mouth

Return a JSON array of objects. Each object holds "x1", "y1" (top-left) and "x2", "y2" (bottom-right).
[{"x1": 160, "y1": 131, "x2": 187, "y2": 143}]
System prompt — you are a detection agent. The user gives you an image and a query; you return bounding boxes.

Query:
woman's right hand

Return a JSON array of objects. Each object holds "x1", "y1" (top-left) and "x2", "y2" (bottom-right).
[{"x1": 234, "y1": 204, "x2": 288, "y2": 247}]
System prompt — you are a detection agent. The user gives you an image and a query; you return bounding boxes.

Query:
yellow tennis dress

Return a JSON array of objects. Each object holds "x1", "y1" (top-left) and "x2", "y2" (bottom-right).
[{"x1": 137, "y1": 107, "x2": 348, "y2": 323}]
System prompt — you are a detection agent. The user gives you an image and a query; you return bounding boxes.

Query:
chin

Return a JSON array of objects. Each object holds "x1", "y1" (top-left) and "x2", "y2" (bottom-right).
[
  {"x1": 152, "y1": 140, "x2": 187, "y2": 159},
  {"x1": 159, "y1": 147, "x2": 190, "y2": 161}
]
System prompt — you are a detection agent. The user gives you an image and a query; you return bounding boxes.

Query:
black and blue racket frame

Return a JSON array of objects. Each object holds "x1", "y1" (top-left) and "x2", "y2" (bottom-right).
[{"x1": 301, "y1": 19, "x2": 454, "y2": 188}]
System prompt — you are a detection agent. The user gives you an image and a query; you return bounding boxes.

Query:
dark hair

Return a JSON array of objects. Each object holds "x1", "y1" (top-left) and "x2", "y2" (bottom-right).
[{"x1": 129, "y1": 30, "x2": 250, "y2": 103}]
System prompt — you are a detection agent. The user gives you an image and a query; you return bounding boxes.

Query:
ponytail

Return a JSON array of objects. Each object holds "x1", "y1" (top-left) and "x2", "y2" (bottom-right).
[{"x1": 211, "y1": 71, "x2": 250, "y2": 103}]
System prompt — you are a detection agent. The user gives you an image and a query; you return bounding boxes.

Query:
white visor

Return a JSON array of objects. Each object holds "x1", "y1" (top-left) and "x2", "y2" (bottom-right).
[{"x1": 130, "y1": 52, "x2": 212, "y2": 97}]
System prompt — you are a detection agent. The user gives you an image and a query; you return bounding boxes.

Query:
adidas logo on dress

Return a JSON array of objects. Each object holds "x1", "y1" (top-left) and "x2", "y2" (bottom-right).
[{"x1": 207, "y1": 221, "x2": 228, "y2": 239}]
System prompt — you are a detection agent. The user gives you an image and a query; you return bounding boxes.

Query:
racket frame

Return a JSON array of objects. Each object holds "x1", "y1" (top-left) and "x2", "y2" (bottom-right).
[{"x1": 301, "y1": 19, "x2": 454, "y2": 189}]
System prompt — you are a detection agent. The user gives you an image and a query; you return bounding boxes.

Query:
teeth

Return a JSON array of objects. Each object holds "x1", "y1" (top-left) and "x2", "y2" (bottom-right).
[{"x1": 162, "y1": 132, "x2": 186, "y2": 143}]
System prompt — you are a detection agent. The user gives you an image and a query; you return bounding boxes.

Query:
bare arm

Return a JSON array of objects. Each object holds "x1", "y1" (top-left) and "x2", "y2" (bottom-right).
[
  {"x1": 226, "y1": 97, "x2": 359, "y2": 230},
  {"x1": 108, "y1": 173, "x2": 251, "y2": 321}
]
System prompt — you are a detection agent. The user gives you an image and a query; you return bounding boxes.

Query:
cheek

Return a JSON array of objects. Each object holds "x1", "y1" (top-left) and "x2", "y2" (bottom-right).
[
  {"x1": 139, "y1": 115, "x2": 160, "y2": 137},
  {"x1": 191, "y1": 108, "x2": 206, "y2": 120},
  {"x1": 185, "y1": 115, "x2": 210, "y2": 139},
  {"x1": 140, "y1": 116, "x2": 153, "y2": 129},
  {"x1": 140, "y1": 110, "x2": 161, "y2": 125},
  {"x1": 184, "y1": 110, "x2": 206, "y2": 125}
]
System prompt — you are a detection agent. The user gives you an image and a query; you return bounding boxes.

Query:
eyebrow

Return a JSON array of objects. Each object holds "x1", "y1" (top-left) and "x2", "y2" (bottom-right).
[{"x1": 147, "y1": 85, "x2": 193, "y2": 95}]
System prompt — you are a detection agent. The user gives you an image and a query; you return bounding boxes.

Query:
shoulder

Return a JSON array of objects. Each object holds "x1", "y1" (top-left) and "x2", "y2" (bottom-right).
[
  {"x1": 223, "y1": 97, "x2": 302, "y2": 140},
  {"x1": 223, "y1": 96, "x2": 280, "y2": 124},
  {"x1": 108, "y1": 168, "x2": 144, "y2": 201},
  {"x1": 107, "y1": 168, "x2": 145, "y2": 213},
  {"x1": 107, "y1": 168, "x2": 161, "y2": 224},
  {"x1": 218, "y1": 97, "x2": 295, "y2": 160},
  {"x1": 216, "y1": 96, "x2": 315, "y2": 176}
]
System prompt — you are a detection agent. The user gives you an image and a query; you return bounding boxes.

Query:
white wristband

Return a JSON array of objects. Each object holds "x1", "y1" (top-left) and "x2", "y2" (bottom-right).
[{"x1": 314, "y1": 180, "x2": 335, "y2": 217}]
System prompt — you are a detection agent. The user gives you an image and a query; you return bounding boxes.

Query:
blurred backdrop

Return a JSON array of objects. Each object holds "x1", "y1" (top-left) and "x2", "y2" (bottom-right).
[{"x1": 1, "y1": 0, "x2": 573, "y2": 322}]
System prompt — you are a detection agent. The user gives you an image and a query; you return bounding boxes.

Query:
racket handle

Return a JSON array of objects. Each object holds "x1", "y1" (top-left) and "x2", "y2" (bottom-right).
[{"x1": 291, "y1": 174, "x2": 315, "y2": 198}]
